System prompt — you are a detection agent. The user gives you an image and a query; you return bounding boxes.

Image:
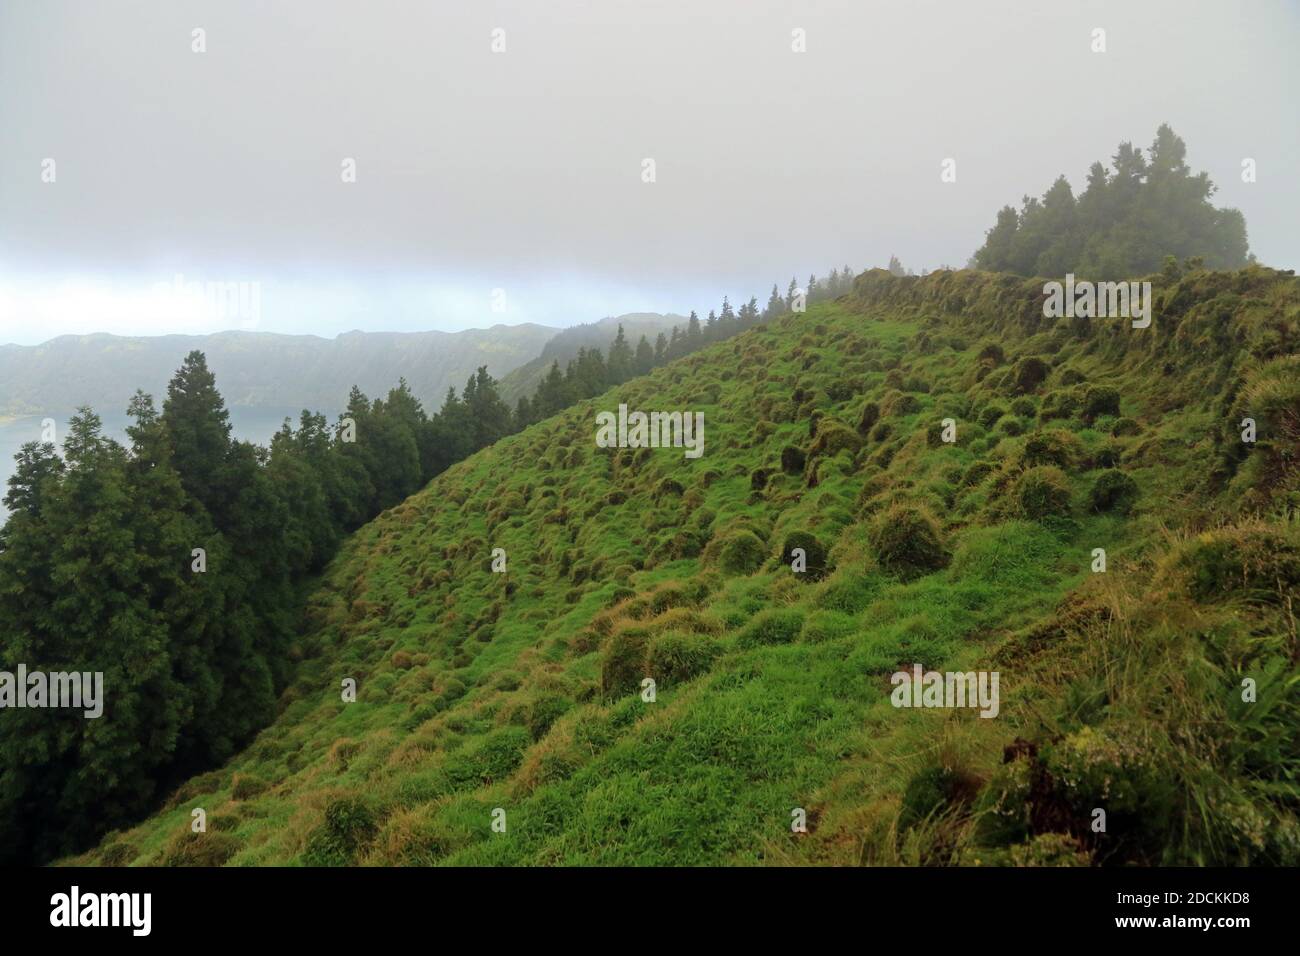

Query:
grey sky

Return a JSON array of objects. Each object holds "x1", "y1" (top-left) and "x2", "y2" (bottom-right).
[{"x1": 1, "y1": 0, "x2": 1296, "y2": 345}]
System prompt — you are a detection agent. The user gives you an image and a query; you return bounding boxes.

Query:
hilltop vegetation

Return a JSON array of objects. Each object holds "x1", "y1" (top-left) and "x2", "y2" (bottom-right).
[
  {"x1": 973, "y1": 125, "x2": 1251, "y2": 278},
  {"x1": 66, "y1": 264, "x2": 1299, "y2": 867}
]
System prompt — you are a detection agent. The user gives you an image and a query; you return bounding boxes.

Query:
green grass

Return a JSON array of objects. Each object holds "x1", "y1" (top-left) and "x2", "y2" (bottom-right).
[{"x1": 66, "y1": 266, "x2": 1300, "y2": 867}]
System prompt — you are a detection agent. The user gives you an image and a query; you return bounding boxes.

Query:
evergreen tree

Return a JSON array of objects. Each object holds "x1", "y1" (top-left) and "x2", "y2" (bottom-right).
[
  {"x1": 607, "y1": 324, "x2": 633, "y2": 384},
  {"x1": 765, "y1": 283, "x2": 784, "y2": 319},
  {"x1": 634, "y1": 335, "x2": 655, "y2": 376},
  {"x1": 162, "y1": 351, "x2": 233, "y2": 522}
]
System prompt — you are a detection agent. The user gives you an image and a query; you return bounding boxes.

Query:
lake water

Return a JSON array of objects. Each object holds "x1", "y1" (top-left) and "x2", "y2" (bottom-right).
[{"x1": 0, "y1": 406, "x2": 330, "y2": 519}]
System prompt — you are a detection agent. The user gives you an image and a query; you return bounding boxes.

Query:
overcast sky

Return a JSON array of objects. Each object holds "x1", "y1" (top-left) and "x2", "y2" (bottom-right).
[{"x1": 1, "y1": 0, "x2": 1296, "y2": 346}]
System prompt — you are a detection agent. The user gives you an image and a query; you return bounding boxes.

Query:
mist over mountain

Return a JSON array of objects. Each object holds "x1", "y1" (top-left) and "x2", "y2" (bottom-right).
[
  {"x1": 498, "y1": 313, "x2": 685, "y2": 405},
  {"x1": 0, "y1": 324, "x2": 558, "y2": 421}
]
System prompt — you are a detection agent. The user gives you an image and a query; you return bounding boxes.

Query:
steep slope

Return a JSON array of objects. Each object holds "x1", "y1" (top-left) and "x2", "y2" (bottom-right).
[{"x1": 70, "y1": 267, "x2": 1300, "y2": 867}]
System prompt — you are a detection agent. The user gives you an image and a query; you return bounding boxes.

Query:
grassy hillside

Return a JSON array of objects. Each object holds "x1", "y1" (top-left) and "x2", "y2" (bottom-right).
[{"x1": 69, "y1": 266, "x2": 1300, "y2": 867}]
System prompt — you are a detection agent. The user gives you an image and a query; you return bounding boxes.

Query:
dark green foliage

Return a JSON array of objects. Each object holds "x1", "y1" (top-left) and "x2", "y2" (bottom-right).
[
  {"x1": 0, "y1": 352, "x2": 523, "y2": 864},
  {"x1": 973, "y1": 125, "x2": 1250, "y2": 278},
  {"x1": 782, "y1": 530, "x2": 830, "y2": 580},
  {"x1": 1010, "y1": 357, "x2": 1050, "y2": 394},
  {"x1": 1174, "y1": 527, "x2": 1300, "y2": 603},
  {"x1": 978, "y1": 403, "x2": 1007, "y2": 429},
  {"x1": 999, "y1": 416, "x2": 1027, "y2": 436},
  {"x1": 1081, "y1": 385, "x2": 1121, "y2": 423},
  {"x1": 808, "y1": 419, "x2": 862, "y2": 459},
  {"x1": 1038, "y1": 388, "x2": 1081, "y2": 422},
  {"x1": 1087, "y1": 470, "x2": 1139, "y2": 514},
  {"x1": 780, "y1": 445, "x2": 806, "y2": 474},
  {"x1": 857, "y1": 401, "x2": 880, "y2": 436},
  {"x1": 898, "y1": 764, "x2": 979, "y2": 832},
  {"x1": 1015, "y1": 466, "x2": 1072, "y2": 519},
  {"x1": 1111, "y1": 417, "x2": 1141, "y2": 437},
  {"x1": 1021, "y1": 429, "x2": 1081, "y2": 469},
  {"x1": 600, "y1": 628, "x2": 651, "y2": 698},
  {"x1": 868, "y1": 504, "x2": 950, "y2": 579},
  {"x1": 1009, "y1": 396, "x2": 1037, "y2": 418},
  {"x1": 303, "y1": 797, "x2": 378, "y2": 866}
]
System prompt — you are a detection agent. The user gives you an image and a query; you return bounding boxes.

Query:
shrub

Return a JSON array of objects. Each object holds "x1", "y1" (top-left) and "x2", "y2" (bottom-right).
[
  {"x1": 978, "y1": 404, "x2": 1007, "y2": 429},
  {"x1": 808, "y1": 419, "x2": 862, "y2": 458},
  {"x1": 714, "y1": 530, "x2": 767, "y2": 575},
  {"x1": 1042, "y1": 726, "x2": 1179, "y2": 864},
  {"x1": 999, "y1": 415, "x2": 1026, "y2": 437},
  {"x1": 230, "y1": 773, "x2": 268, "y2": 801},
  {"x1": 1170, "y1": 525, "x2": 1300, "y2": 603},
  {"x1": 898, "y1": 764, "x2": 980, "y2": 832},
  {"x1": 160, "y1": 830, "x2": 240, "y2": 867},
  {"x1": 1088, "y1": 469, "x2": 1138, "y2": 514},
  {"x1": 522, "y1": 693, "x2": 572, "y2": 740},
  {"x1": 780, "y1": 445, "x2": 807, "y2": 474},
  {"x1": 857, "y1": 401, "x2": 880, "y2": 435},
  {"x1": 1081, "y1": 385, "x2": 1122, "y2": 423},
  {"x1": 1093, "y1": 442, "x2": 1122, "y2": 469},
  {"x1": 1015, "y1": 466, "x2": 1072, "y2": 519},
  {"x1": 303, "y1": 798, "x2": 378, "y2": 866},
  {"x1": 1009, "y1": 396, "x2": 1037, "y2": 418},
  {"x1": 600, "y1": 627, "x2": 651, "y2": 697},
  {"x1": 1021, "y1": 429, "x2": 1081, "y2": 469},
  {"x1": 782, "y1": 530, "x2": 830, "y2": 580},
  {"x1": 655, "y1": 477, "x2": 685, "y2": 498},
  {"x1": 1010, "y1": 357, "x2": 1050, "y2": 394},
  {"x1": 1038, "y1": 388, "x2": 1081, "y2": 421},
  {"x1": 737, "y1": 609, "x2": 805, "y2": 647},
  {"x1": 962, "y1": 461, "x2": 995, "y2": 487},
  {"x1": 881, "y1": 390, "x2": 920, "y2": 418},
  {"x1": 646, "y1": 632, "x2": 721, "y2": 687},
  {"x1": 868, "y1": 504, "x2": 950, "y2": 579},
  {"x1": 99, "y1": 840, "x2": 139, "y2": 866},
  {"x1": 1111, "y1": 417, "x2": 1141, "y2": 437}
]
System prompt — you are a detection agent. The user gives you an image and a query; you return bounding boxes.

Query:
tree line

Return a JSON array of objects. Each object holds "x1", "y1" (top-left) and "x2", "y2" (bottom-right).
[
  {"x1": 517, "y1": 263, "x2": 857, "y2": 425},
  {"x1": 972, "y1": 125, "x2": 1251, "y2": 279}
]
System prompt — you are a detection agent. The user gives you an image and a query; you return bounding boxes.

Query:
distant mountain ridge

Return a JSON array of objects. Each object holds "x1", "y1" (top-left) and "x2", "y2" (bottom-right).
[
  {"x1": 498, "y1": 312, "x2": 685, "y2": 405},
  {"x1": 0, "y1": 325, "x2": 560, "y2": 420}
]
